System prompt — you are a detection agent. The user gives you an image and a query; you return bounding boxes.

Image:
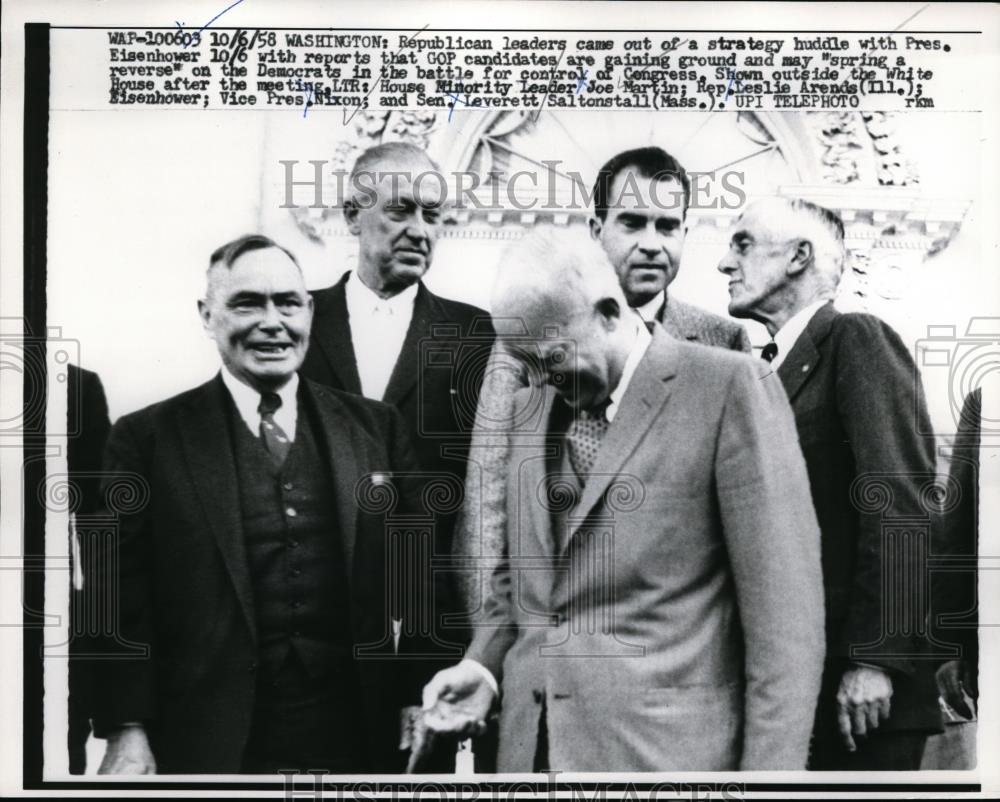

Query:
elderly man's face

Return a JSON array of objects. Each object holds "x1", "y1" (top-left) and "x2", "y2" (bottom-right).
[
  {"x1": 591, "y1": 171, "x2": 686, "y2": 308},
  {"x1": 199, "y1": 247, "x2": 313, "y2": 391},
  {"x1": 506, "y1": 307, "x2": 618, "y2": 412},
  {"x1": 717, "y1": 202, "x2": 796, "y2": 319},
  {"x1": 347, "y1": 156, "x2": 444, "y2": 294}
]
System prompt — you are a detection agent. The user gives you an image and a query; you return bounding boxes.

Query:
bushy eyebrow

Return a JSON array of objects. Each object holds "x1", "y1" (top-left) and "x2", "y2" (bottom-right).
[{"x1": 226, "y1": 290, "x2": 304, "y2": 304}]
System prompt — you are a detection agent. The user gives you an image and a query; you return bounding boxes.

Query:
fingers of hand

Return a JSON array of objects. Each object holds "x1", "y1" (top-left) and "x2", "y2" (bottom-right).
[{"x1": 836, "y1": 706, "x2": 856, "y2": 752}]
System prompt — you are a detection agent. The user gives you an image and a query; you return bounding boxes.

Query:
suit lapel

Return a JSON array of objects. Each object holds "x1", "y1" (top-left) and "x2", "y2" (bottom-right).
[
  {"x1": 301, "y1": 380, "x2": 360, "y2": 590},
  {"x1": 311, "y1": 274, "x2": 363, "y2": 394},
  {"x1": 567, "y1": 329, "x2": 678, "y2": 545},
  {"x1": 777, "y1": 302, "x2": 835, "y2": 403},
  {"x1": 382, "y1": 282, "x2": 436, "y2": 406},
  {"x1": 659, "y1": 297, "x2": 699, "y2": 342},
  {"x1": 177, "y1": 376, "x2": 256, "y2": 644}
]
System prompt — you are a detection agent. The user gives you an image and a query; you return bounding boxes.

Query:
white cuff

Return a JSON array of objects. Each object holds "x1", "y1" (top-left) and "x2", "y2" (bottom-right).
[{"x1": 460, "y1": 658, "x2": 499, "y2": 696}]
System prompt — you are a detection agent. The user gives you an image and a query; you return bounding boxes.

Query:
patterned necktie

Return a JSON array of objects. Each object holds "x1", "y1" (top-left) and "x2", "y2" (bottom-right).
[
  {"x1": 258, "y1": 392, "x2": 291, "y2": 468},
  {"x1": 565, "y1": 402, "x2": 611, "y2": 481},
  {"x1": 761, "y1": 342, "x2": 779, "y2": 363}
]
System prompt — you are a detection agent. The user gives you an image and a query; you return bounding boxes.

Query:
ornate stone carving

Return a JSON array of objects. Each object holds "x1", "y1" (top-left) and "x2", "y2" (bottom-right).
[
  {"x1": 862, "y1": 112, "x2": 920, "y2": 187},
  {"x1": 810, "y1": 112, "x2": 865, "y2": 184}
]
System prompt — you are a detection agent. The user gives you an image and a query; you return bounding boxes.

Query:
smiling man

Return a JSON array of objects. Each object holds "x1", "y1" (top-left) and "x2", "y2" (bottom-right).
[{"x1": 93, "y1": 234, "x2": 429, "y2": 774}]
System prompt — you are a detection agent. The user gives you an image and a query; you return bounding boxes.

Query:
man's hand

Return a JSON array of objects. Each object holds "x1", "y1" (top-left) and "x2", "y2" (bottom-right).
[
  {"x1": 836, "y1": 666, "x2": 893, "y2": 752},
  {"x1": 936, "y1": 660, "x2": 976, "y2": 719},
  {"x1": 421, "y1": 662, "x2": 495, "y2": 738},
  {"x1": 98, "y1": 724, "x2": 157, "y2": 774}
]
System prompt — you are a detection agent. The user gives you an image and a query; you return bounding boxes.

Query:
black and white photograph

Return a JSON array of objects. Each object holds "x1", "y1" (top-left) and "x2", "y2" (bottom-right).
[{"x1": 0, "y1": 1, "x2": 997, "y2": 798}]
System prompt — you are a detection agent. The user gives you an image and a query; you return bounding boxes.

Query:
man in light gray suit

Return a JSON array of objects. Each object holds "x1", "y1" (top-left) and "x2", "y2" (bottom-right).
[{"x1": 422, "y1": 229, "x2": 825, "y2": 771}]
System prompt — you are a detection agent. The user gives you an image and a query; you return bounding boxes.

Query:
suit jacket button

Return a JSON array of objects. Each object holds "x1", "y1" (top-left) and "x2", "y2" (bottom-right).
[{"x1": 532, "y1": 690, "x2": 543, "y2": 704}]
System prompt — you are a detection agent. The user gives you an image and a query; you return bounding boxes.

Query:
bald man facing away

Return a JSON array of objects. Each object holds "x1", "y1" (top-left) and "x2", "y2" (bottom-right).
[{"x1": 420, "y1": 228, "x2": 825, "y2": 772}]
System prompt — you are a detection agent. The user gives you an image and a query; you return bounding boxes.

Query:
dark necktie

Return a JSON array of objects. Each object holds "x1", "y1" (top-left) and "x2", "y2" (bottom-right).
[
  {"x1": 258, "y1": 392, "x2": 291, "y2": 468},
  {"x1": 566, "y1": 402, "x2": 611, "y2": 481},
  {"x1": 761, "y1": 342, "x2": 779, "y2": 363}
]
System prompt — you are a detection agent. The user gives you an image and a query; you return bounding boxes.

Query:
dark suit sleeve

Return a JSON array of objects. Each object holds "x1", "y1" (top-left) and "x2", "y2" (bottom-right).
[
  {"x1": 715, "y1": 359, "x2": 826, "y2": 769},
  {"x1": 91, "y1": 415, "x2": 158, "y2": 737},
  {"x1": 385, "y1": 404, "x2": 462, "y2": 701},
  {"x1": 834, "y1": 315, "x2": 937, "y2": 671},
  {"x1": 932, "y1": 389, "x2": 980, "y2": 679}
]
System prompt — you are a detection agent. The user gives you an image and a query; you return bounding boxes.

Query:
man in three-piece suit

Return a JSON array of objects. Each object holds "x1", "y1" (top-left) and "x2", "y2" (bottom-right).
[
  {"x1": 95, "y1": 235, "x2": 427, "y2": 774},
  {"x1": 719, "y1": 197, "x2": 944, "y2": 769},
  {"x1": 301, "y1": 142, "x2": 494, "y2": 654},
  {"x1": 422, "y1": 229, "x2": 826, "y2": 771}
]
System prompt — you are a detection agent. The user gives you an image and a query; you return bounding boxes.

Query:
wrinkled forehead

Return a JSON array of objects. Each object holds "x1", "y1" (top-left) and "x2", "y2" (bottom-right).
[
  {"x1": 208, "y1": 247, "x2": 306, "y2": 297},
  {"x1": 366, "y1": 155, "x2": 445, "y2": 204}
]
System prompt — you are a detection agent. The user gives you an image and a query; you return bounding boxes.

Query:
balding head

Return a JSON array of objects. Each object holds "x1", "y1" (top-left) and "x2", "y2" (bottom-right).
[
  {"x1": 492, "y1": 227, "x2": 637, "y2": 411},
  {"x1": 345, "y1": 142, "x2": 445, "y2": 298},
  {"x1": 717, "y1": 197, "x2": 846, "y2": 335}
]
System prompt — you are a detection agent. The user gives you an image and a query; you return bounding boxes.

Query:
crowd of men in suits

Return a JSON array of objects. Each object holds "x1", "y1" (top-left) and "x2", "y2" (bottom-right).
[{"x1": 66, "y1": 141, "x2": 980, "y2": 775}]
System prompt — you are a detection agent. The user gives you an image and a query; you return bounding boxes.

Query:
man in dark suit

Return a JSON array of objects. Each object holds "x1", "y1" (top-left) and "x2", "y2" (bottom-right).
[
  {"x1": 301, "y1": 142, "x2": 494, "y2": 653},
  {"x1": 718, "y1": 197, "x2": 943, "y2": 769},
  {"x1": 933, "y1": 387, "x2": 982, "y2": 719},
  {"x1": 66, "y1": 365, "x2": 112, "y2": 773},
  {"x1": 589, "y1": 146, "x2": 750, "y2": 351},
  {"x1": 95, "y1": 234, "x2": 428, "y2": 774},
  {"x1": 421, "y1": 228, "x2": 825, "y2": 771}
]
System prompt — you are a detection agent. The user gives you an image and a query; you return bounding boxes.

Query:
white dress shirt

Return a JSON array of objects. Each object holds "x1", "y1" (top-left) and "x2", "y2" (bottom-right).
[
  {"x1": 221, "y1": 366, "x2": 298, "y2": 443},
  {"x1": 770, "y1": 300, "x2": 828, "y2": 370},
  {"x1": 634, "y1": 290, "x2": 666, "y2": 323},
  {"x1": 606, "y1": 315, "x2": 652, "y2": 422},
  {"x1": 344, "y1": 271, "x2": 418, "y2": 401}
]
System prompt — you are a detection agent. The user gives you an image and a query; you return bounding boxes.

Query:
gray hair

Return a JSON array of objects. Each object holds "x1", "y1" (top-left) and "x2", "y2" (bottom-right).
[
  {"x1": 784, "y1": 197, "x2": 846, "y2": 294},
  {"x1": 491, "y1": 226, "x2": 625, "y2": 331}
]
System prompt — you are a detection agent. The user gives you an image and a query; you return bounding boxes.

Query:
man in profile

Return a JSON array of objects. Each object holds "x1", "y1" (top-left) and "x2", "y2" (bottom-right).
[
  {"x1": 94, "y1": 235, "x2": 427, "y2": 773},
  {"x1": 422, "y1": 228, "x2": 825, "y2": 771},
  {"x1": 718, "y1": 197, "x2": 943, "y2": 769}
]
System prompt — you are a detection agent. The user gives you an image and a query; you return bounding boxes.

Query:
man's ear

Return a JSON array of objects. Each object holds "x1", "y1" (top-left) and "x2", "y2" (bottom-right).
[
  {"x1": 788, "y1": 239, "x2": 814, "y2": 276},
  {"x1": 588, "y1": 216, "x2": 603, "y2": 241},
  {"x1": 197, "y1": 299, "x2": 212, "y2": 333},
  {"x1": 344, "y1": 199, "x2": 361, "y2": 235},
  {"x1": 595, "y1": 296, "x2": 621, "y2": 328}
]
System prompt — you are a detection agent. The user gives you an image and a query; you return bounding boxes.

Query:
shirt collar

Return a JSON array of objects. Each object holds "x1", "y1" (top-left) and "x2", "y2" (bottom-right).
[
  {"x1": 220, "y1": 366, "x2": 298, "y2": 427},
  {"x1": 606, "y1": 315, "x2": 652, "y2": 423},
  {"x1": 634, "y1": 290, "x2": 666, "y2": 323},
  {"x1": 346, "y1": 270, "x2": 419, "y2": 313},
  {"x1": 771, "y1": 300, "x2": 828, "y2": 369}
]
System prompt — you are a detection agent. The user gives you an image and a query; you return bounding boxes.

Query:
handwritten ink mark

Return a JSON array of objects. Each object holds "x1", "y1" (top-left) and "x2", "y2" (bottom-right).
[
  {"x1": 529, "y1": 46, "x2": 566, "y2": 123},
  {"x1": 182, "y1": 0, "x2": 247, "y2": 48},
  {"x1": 576, "y1": 70, "x2": 589, "y2": 94},
  {"x1": 342, "y1": 23, "x2": 429, "y2": 126},
  {"x1": 302, "y1": 82, "x2": 315, "y2": 118},
  {"x1": 446, "y1": 92, "x2": 471, "y2": 122}
]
